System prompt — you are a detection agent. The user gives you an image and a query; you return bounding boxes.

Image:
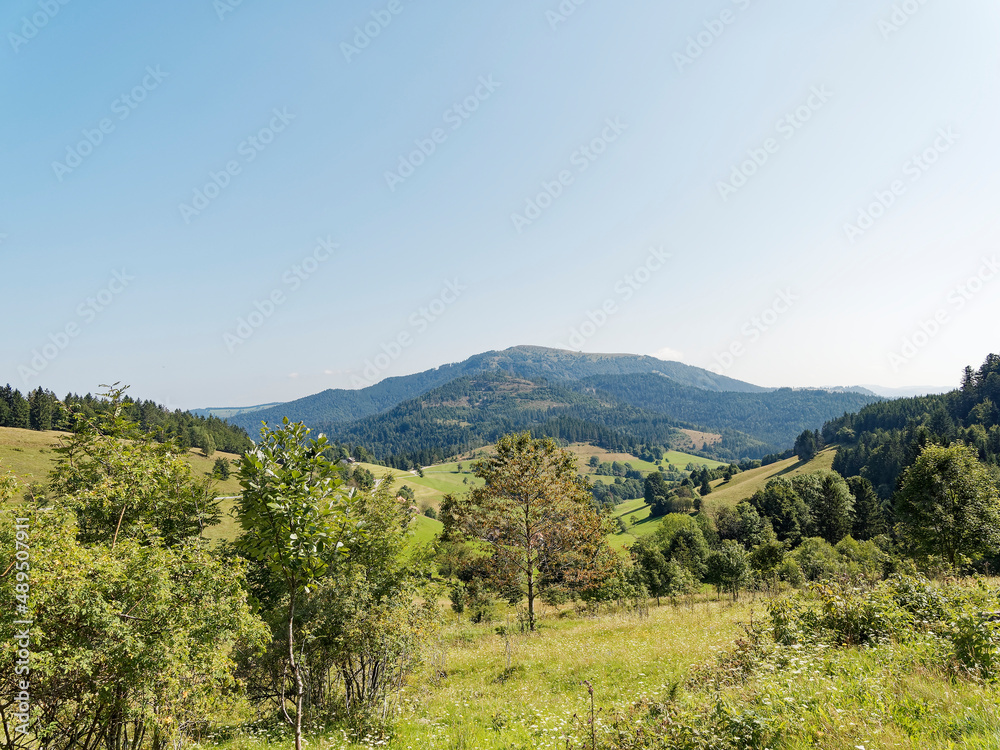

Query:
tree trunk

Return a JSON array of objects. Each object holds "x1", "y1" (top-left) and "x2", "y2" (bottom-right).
[
  {"x1": 527, "y1": 571, "x2": 535, "y2": 632},
  {"x1": 288, "y1": 594, "x2": 303, "y2": 750}
]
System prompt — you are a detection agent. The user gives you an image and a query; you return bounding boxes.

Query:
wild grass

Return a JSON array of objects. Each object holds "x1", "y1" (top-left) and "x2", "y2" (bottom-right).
[{"x1": 206, "y1": 580, "x2": 1000, "y2": 750}]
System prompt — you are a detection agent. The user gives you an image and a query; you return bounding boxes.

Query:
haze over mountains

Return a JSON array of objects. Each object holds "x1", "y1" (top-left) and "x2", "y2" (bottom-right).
[{"x1": 196, "y1": 347, "x2": 883, "y2": 464}]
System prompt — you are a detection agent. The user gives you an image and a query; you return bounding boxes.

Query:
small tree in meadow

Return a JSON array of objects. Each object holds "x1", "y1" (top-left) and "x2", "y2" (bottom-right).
[{"x1": 236, "y1": 419, "x2": 357, "y2": 750}]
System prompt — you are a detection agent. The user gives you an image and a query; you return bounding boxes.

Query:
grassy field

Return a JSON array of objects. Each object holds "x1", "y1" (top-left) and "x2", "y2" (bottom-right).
[
  {"x1": 702, "y1": 446, "x2": 837, "y2": 514},
  {"x1": 0, "y1": 426, "x2": 244, "y2": 495},
  {"x1": 208, "y1": 581, "x2": 1000, "y2": 750}
]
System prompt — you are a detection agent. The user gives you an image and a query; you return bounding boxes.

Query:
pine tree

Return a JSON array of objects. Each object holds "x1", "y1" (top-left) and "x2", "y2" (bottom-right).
[{"x1": 846, "y1": 475, "x2": 885, "y2": 540}]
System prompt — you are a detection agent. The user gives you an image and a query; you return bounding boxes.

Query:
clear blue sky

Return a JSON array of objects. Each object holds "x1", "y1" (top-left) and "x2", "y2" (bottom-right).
[{"x1": 3, "y1": 0, "x2": 999, "y2": 409}]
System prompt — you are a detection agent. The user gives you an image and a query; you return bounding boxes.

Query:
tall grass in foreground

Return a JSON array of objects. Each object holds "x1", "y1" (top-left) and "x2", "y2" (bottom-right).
[{"x1": 206, "y1": 579, "x2": 1000, "y2": 750}]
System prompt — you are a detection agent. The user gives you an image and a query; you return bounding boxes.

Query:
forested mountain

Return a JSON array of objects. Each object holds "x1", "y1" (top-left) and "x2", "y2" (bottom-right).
[
  {"x1": 0, "y1": 385, "x2": 253, "y2": 454},
  {"x1": 319, "y1": 372, "x2": 702, "y2": 467},
  {"x1": 826, "y1": 353, "x2": 1000, "y2": 499},
  {"x1": 573, "y1": 373, "x2": 880, "y2": 452},
  {"x1": 218, "y1": 346, "x2": 767, "y2": 434}
]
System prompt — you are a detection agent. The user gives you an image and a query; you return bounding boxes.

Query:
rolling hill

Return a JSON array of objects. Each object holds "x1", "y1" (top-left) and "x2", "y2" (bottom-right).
[
  {"x1": 572, "y1": 373, "x2": 878, "y2": 453},
  {"x1": 214, "y1": 346, "x2": 769, "y2": 435}
]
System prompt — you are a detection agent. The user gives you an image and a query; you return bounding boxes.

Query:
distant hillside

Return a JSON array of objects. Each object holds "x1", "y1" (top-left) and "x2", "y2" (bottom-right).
[
  {"x1": 191, "y1": 403, "x2": 283, "y2": 419},
  {"x1": 826, "y1": 353, "x2": 1000, "y2": 499},
  {"x1": 217, "y1": 346, "x2": 767, "y2": 434},
  {"x1": 573, "y1": 373, "x2": 880, "y2": 454},
  {"x1": 320, "y1": 371, "x2": 707, "y2": 467}
]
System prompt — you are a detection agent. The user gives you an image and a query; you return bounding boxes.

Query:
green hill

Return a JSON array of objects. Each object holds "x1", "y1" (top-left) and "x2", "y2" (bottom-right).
[
  {"x1": 573, "y1": 373, "x2": 879, "y2": 457},
  {"x1": 607, "y1": 447, "x2": 840, "y2": 549},
  {"x1": 0, "y1": 426, "x2": 244, "y2": 497}
]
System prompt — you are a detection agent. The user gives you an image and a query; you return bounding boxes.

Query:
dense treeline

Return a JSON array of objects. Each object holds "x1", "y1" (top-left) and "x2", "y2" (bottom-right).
[
  {"x1": 826, "y1": 354, "x2": 1000, "y2": 498},
  {"x1": 0, "y1": 384, "x2": 253, "y2": 455},
  {"x1": 573, "y1": 373, "x2": 879, "y2": 454}
]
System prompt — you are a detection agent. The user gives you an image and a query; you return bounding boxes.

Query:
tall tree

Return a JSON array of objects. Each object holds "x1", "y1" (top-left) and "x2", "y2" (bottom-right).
[
  {"x1": 644, "y1": 471, "x2": 671, "y2": 516},
  {"x1": 28, "y1": 388, "x2": 54, "y2": 430},
  {"x1": 794, "y1": 429, "x2": 819, "y2": 462},
  {"x1": 846, "y1": 475, "x2": 885, "y2": 540},
  {"x1": 894, "y1": 442, "x2": 1000, "y2": 567},
  {"x1": 444, "y1": 432, "x2": 614, "y2": 631},
  {"x1": 236, "y1": 419, "x2": 356, "y2": 750},
  {"x1": 808, "y1": 471, "x2": 854, "y2": 544}
]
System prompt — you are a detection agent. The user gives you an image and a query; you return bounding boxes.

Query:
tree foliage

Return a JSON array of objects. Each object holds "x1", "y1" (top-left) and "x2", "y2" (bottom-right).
[
  {"x1": 894, "y1": 442, "x2": 1000, "y2": 567},
  {"x1": 443, "y1": 432, "x2": 614, "y2": 630}
]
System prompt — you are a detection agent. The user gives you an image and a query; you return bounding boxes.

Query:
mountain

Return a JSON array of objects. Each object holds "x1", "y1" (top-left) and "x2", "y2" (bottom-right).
[
  {"x1": 216, "y1": 346, "x2": 767, "y2": 435},
  {"x1": 318, "y1": 371, "x2": 720, "y2": 467},
  {"x1": 318, "y1": 368, "x2": 880, "y2": 466},
  {"x1": 570, "y1": 373, "x2": 880, "y2": 453}
]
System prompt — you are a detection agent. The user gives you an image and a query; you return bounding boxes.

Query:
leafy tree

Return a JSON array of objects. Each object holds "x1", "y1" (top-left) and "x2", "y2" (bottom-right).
[
  {"x1": 49, "y1": 385, "x2": 221, "y2": 547},
  {"x1": 352, "y1": 465, "x2": 375, "y2": 491},
  {"x1": 0, "y1": 506, "x2": 267, "y2": 750},
  {"x1": 748, "y1": 478, "x2": 809, "y2": 545},
  {"x1": 236, "y1": 419, "x2": 356, "y2": 750},
  {"x1": 894, "y1": 442, "x2": 1000, "y2": 567},
  {"x1": 644, "y1": 471, "x2": 671, "y2": 516},
  {"x1": 443, "y1": 432, "x2": 614, "y2": 630},
  {"x1": 660, "y1": 519, "x2": 710, "y2": 579},
  {"x1": 705, "y1": 540, "x2": 751, "y2": 600},
  {"x1": 846, "y1": 475, "x2": 885, "y2": 541},
  {"x1": 791, "y1": 537, "x2": 843, "y2": 581},
  {"x1": 716, "y1": 502, "x2": 770, "y2": 549},
  {"x1": 630, "y1": 536, "x2": 672, "y2": 605}
]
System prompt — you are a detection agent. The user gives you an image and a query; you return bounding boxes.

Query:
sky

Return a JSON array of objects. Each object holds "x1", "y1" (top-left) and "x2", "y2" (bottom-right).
[{"x1": 3, "y1": 0, "x2": 1000, "y2": 409}]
